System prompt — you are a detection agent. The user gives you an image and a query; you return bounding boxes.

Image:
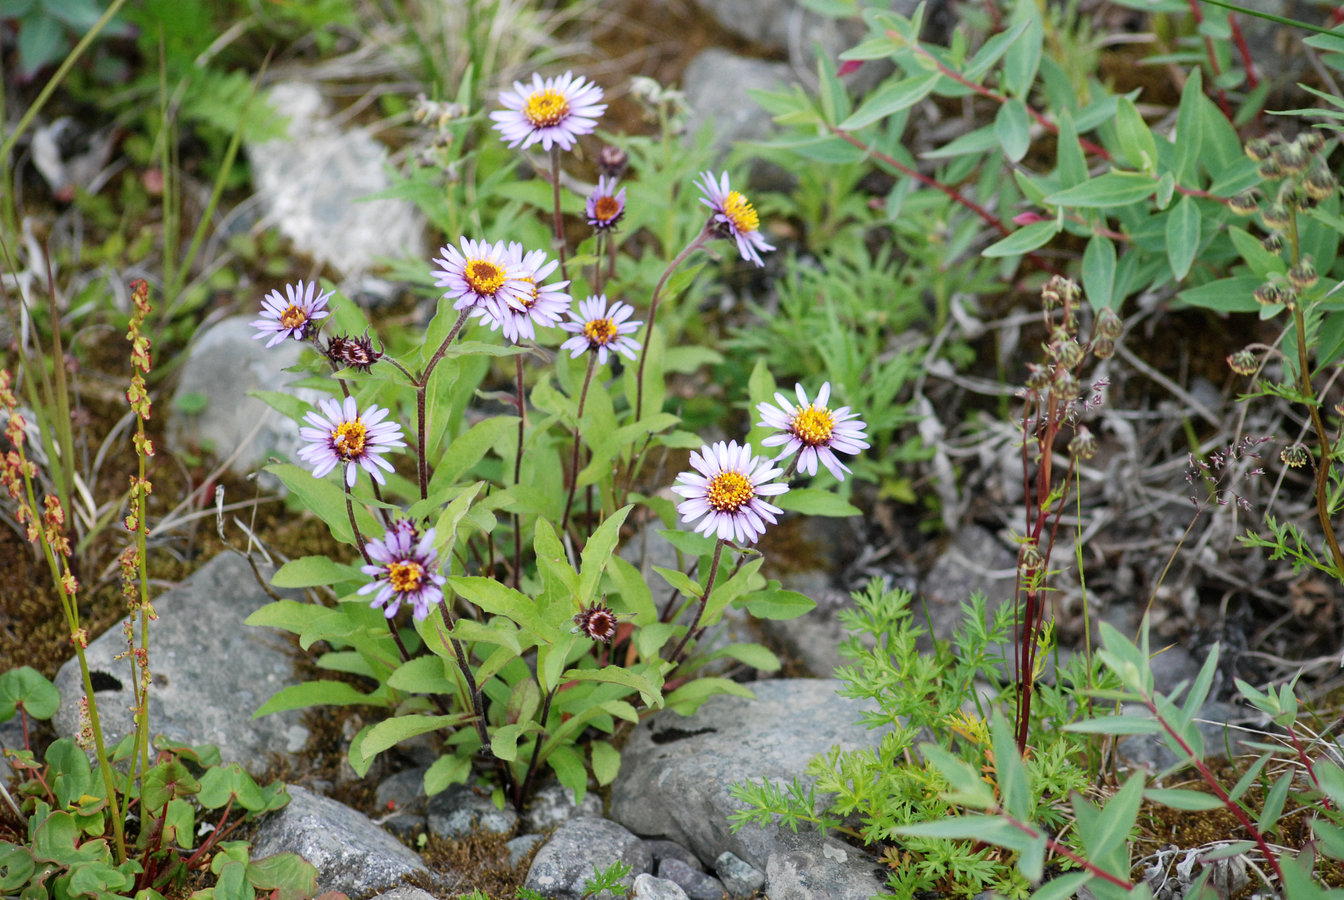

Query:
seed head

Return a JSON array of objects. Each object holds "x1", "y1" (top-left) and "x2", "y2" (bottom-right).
[
  {"x1": 1041, "y1": 275, "x2": 1081, "y2": 308},
  {"x1": 1253, "y1": 283, "x2": 1281, "y2": 306},
  {"x1": 573, "y1": 602, "x2": 619, "y2": 642},
  {"x1": 1092, "y1": 337, "x2": 1115, "y2": 360},
  {"x1": 326, "y1": 333, "x2": 383, "y2": 373},
  {"x1": 1227, "y1": 349, "x2": 1258, "y2": 376},
  {"x1": 1054, "y1": 338, "x2": 1084, "y2": 369},
  {"x1": 1025, "y1": 364, "x2": 1052, "y2": 392},
  {"x1": 1053, "y1": 371, "x2": 1081, "y2": 404},
  {"x1": 1272, "y1": 141, "x2": 1310, "y2": 176},
  {"x1": 1301, "y1": 131, "x2": 1325, "y2": 154},
  {"x1": 1095, "y1": 307, "x2": 1123, "y2": 340},
  {"x1": 1262, "y1": 233, "x2": 1284, "y2": 253},
  {"x1": 1244, "y1": 137, "x2": 1276, "y2": 162},
  {"x1": 1288, "y1": 260, "x2": 1318, "y2": 292},
  {"x1": 1259, "y1": 157, "x2": 1284, "y2": 180},
  {"x1": 1261, "y1": 203, "x2": 1290, "y2": 230},
  {"x1": 1304, "y1": 165, "x2": 1339, "y2": 201}
]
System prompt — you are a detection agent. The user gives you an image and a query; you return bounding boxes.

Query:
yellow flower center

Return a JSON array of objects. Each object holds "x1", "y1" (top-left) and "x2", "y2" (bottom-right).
[
  {"x1": 791, "y1": 405, "x2": 835, "y2": 446},
  {"x1": 465, "y1": 260, "x2": 505, "y2": 296},
  {"x1": 280, "y1": 305, "x2": 307, "y2": 329},
  {"x1": 523, "y1": 89, "x2": 570, "y2": 128},
  {"x1": 723, "y1": 190, "x2": 759, "y2": 234},
  {"x1": 594, "y1": 196, "x2": 622, "y2": 222},
  {"x1": 516, "y1": 278, "x2": 538, "y2": 311},
  {"x1": 387, "y1": 560, "x2": 425, "y2": 593},
  {"x1": 583, "y1": 317, "x2": 616, "y2": 345},
  {"x1": 331, "y1": 421, "x2": 367, "y2": 459},
  {"x1": 706, "y1": 471, "x2": 754, "y2": 512}
]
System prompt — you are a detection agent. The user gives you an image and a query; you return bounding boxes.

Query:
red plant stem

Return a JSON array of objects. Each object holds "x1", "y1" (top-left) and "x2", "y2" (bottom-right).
[
  {"x1": 666, "y1": 539, "x2": 727, "y2": 667},
  {"x1": 996, "y1": 810, "x2": 1137, "y2": 891},
  {"x1": 416, "y1": 307, "x2": 473, "y2": 499},
  {"x1": 1228, "y1": 14, "x2": 1259, "y2": 90},
  {"x1": 1183, "y1": 0, "x2": 1234, "y2": 118},
  {"x1": 1147, "y1": 695, "x2": 1285, "y2": 884}
]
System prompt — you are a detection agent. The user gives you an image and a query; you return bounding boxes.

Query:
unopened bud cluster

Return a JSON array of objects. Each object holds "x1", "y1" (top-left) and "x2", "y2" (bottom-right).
[
  {"x1": 1236, "y1": 131, "x2": 1338, "y2": 310},
  {"x1": 1024, "y1": 278, "x2": 1115, "y2": 458}
]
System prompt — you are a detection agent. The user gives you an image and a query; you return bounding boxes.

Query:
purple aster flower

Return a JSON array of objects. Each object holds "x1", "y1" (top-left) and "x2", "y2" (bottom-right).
[
  {"x1": 297, "y1": 396, "x2": 406, "y2": 487},
  {"x1": 431, "y1": 237, "x2": 530, "y2": 312},
  {"x1": 470, "y1": 244, "x2": 571, "y2": 343},
  {"x1": 490, "y1": 71, "x2": 606, "y2": 152},
  {"x1": 251, "y1": 281, "x2": 332, "y2": 348},
  {"x1": 671, "y1": 440, "x2": 788, "y2": 545},
  {"x1": 585, "y1": 176, "x2": 626, "y2": 232},
  {"x1": 559, "y1": 295, "x2": 641, "y2": 365},
  {"x1": 696, "y1": 171, "x2": 774, "y2": 268},
  {"x1": 756, "y1": 382, "x2": 870, "y2": 481},
  {"x1": 358, "y1": 520, "x2": 445, "y2": 621}
]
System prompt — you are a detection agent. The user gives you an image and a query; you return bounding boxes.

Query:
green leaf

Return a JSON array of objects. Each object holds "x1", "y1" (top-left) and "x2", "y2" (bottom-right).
[
  {"x1": 244, "y1": 600, "x2": 331, "y2": 635},
  {"x1": 1115, "y1": 96, "x2": 1158, "y2": 172},
  {"x1": 579, "y1": 505, "x2": 633, "y2": 605},
  {"x1": 141, "y1": 760, "x2": 201, "y2": 812},
  {"x1": 245, "y1": 853, "x2": 319, "y2": 900},
  {"x1": 447, "y1": 576, "x2": 544, "y2": 634},
  {"x1": 982, "y1": 220, "x2": 1058, "y2": 258},
  {"x1": 590, "y1": 740, "x2": 621, "y2": 786},
  {"x1": 1175, "y1": 274, "x2": 1263, "y2": 313},
  {"x1": 270, "y1": 555, "x2": 362, "y2": 589},
  {"x1": 547, "y1": 744, "x2": 588, "y2": 805},
  {"x1": 1045, "y1": 172, "x2": 1157, "y2": 208},
  {"x1": 704, "y1": 642, "x2": 781, "y2": 671},
  {"x1": 1082, "y1": 235, "x2": 1118, "y2": 310},
  {"x1": 837, "y1": 72, "x2": 940, "y2": 131},
  {"x1": 1165, "y1": 195, "x2": 1200, "y2": 280},
  {"x1": 1143, "y1": 788, "x2": 1225, "y2": 811},
  {"x1": 773, "y1": 488, "x2": 860, "y2": 516},
  {"x1": 424, "y1": 753, "x2": 472, "y2": 795},
  {"x1": 558, "y1": 665, "x2": 663, "y2": 709},
  {"x1": 995, "y1": 98, "x2": 1031, "y2": 163},
  {"x1": 742, "y1": 586, "x2": 816, "y2": 620},
  {"x1": 1062, "y1": 715, "x2": 1160, "y2": 735},
  {"x1": 0, "y1": 667, "x2": 59, "y2": 721},
  {"x1": 664, "y1": 678, "x2": 753, "y2": 714},
  {"x1": 1031, "y1": 872, "x2": 1092, "y2": 900},
  {"x1": 253, "y1": 680, "x2": 377, "y2": 717},
  {"x1": 1000, "y1": 0, "x2": 1043, "y2": 96},
  {"x1": 1257, "y1": 770, "x2": 1293, "y2": 835},
  {"x1": 196, "y1": 763, "x2": 265, "y2": 811},
  {"x1": 654, "y1": 565, "x2": 704, "y2": 598},
  {"x1": 1172, "y1": 67, "x2": 1205, "y2": 181},
  {"x1": 490, "y1": 723, "x2": 530, "y2": 762},
  {"x1": 357, "y1": 713, "x2": 472, "y2": 760}
]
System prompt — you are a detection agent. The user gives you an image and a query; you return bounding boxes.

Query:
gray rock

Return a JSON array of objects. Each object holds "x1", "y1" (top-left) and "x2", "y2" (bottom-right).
[
  {"x1": 508, "y1": 833, "x2": 544, "y2": 869},
  {"x1": 427, "y1": 782, "x2": 519, "y2": 838},
  {"x1": 608, "y1": 679, "x2": 883, "y2": 871},
  {"x1": 688, "y1": 0, "x2": 908, "y2": 72},
  {"x1": 370, "y1": 888, "x2": 437, "y2": 900},
  {"x1": 52, "y1": 552, "x2": 308, "y2": 772},
  {"x1": 252, "y1": 785, "x2": 429, "y2": 896},
  {"x1": 249, "y1": 81, "x2": 425, "y2": 277},
  {"x1": 376, "y1": 766, "x2": 429, "y2": 837},
  {"x1": 633, "y1": 873, "x2": 691, "y2": 900},
  {"x1": 525, "y1": 816, "x2": 653, "y2": 900},
  {"x1": 755, "y1": 568, "x2": 854, "y2": 678},
  {"x1": 683, "y1": 50, "x2": 793, "y2": 175},
  {"x1": 918, "y1": 524, "x2": 1018, "y2": 645},
  {"x1": 765, "y1": 835, "x2": 888, "y2": 900},
  {"x1": 658, "y1": 857, "x2": 725, "y2": 900},
  {"x1": 645, "y1": 839, "x2": 703, "y2": 871},
  {"x1": 523, "y1": 780, "x2": 604, "y2": 832},
  {"x1": 167, "y1": 315, "x2": 325, "y2": 477},
  {"x1": 714, "y1": 851, "x2": 764, "y2": 898}
]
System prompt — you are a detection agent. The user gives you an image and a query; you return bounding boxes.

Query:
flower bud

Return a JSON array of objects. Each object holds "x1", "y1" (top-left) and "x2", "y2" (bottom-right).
[
  {"x1": 1253, "y1": 283, "x2": 1281, "y2": 306},
  {"x1": 1244, "y1": 137, "x2": 1275, "y2": 162},
  {"x1": 1227, "y1": 190, "x2": 1261, "y2": 216},
  {"x1": 1053, "y1": 371, "x2": 1081, "y2": 404},
  {"x1": 1054, "y1": 339, "x2": 1084, "y2": 369},
  {"x1": 1273, "y1": 141, "x2": 1309, "y2": 176},
  {"x1": 1288, "y1": 260, "x2": 1318, "y2": 292},
  {"x1": 1262, "y1": 232, "x2": 1284, "y2": 253},
  {"x1": 1092, "y1": 337, "x2": 1115, "y2": 360},
  {"x1": 599, "y1": 144, "x2": 629, "y2": 179},
  {"x1": 1261, "y1": 203, "x2": 1290, "y2": 230},
  {"x1": 1069, "y1": 426, "x2": 1097, "y2": 460},
  {"x1": 1280, "y1": 444, "x2": 1310, "y2": 468},
  {"x1": 1301, "y1": 131, "x2": 1325, "y2": 154},
  {"x1": 1095, "y1": 307, "x2": 1122, "y2": 340},
  {"x1": 1304, "y1": 165, "x2": 1338, "y2": 201},
  {"x1": 1227, "y1": 349, "x2": 1257, "y2": 376},
  {"x1": 1025, "y1": 364, "x2": 1052, "y2": 392}
]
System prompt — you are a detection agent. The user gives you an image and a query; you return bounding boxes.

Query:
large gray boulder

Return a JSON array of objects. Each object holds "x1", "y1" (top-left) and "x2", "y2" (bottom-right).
[
  {"x1": 608, "y1": 679, "x2": 888, "y2": 899},
  {"x1": 252, "y1": 785, "x2": 430, "y2": 896},
  {"x1": 52, "y1": 552, "x2": 308, "y2": 772},
  {"x1": 525, "y1": 816, "x2": 653, "y2": 900}
]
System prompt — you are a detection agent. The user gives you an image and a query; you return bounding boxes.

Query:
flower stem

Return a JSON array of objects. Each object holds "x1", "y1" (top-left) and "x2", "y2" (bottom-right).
[
  {"x1": 666, "y1": 539, "x2": 727, "y2": 667},
  {"x1": 416, "y1": 307, "x2": 473, "y2": 499},
  {"x1": 550, "y1": 145, "x2": 568, "y2": 284},
  {"x1": 512, "y1": 355, "x2": 526, "y2": 589},
  {"x1": 561, "y1": 354, "x2": 599, "y2": 533},
  {"x1": 634, "y1": 227, "x2": 711, "y2": 422}
]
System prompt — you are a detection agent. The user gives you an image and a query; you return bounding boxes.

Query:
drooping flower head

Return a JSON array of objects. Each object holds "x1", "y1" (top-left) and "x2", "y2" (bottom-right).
[
  {"x1": 585, "y1": 176, "x2": 626, "y2": 232},
  {"x1": 756, "y1": 382, "x2": 870, "y2": 481},
  {"x1": 297, "y1": 396, "x2": 406, "y2": 487},
  {"x1": 559, "y1": 295, "x2": 641, "y2": 365},
  {"x1": 671, "y1": 440, "x2": 788, "y2": 545},
  {"x1": 431, "y1": 238, "x2": 530, "y2": 312},
  {"x1": 491, "y1": 71, "x2": 606, "y2": 152},
  {"x1": 251, "y1": 281, "x2": 332, "y2": 347},
  {"x1": 470, "y1": 244, "x2": 571, "y2": 344},
  {"x1": 696, "y1": 171, "x2": 774, "y2": 268},
  {"x1": 358, "y1": 520, "x2": 445, "y2": 621}
]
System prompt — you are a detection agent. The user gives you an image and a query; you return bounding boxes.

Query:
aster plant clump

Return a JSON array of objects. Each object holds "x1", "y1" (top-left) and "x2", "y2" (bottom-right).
[{"x1": 244, "y1": 70, "x2": 871, "y2": 813}]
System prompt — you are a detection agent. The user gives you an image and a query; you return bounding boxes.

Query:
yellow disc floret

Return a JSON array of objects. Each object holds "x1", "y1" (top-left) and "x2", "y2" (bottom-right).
[
  {"x1": 280, "y1": 305, "x2": 307, "y2": 329},
  {"x1": 465, "y1": 260, "x2": 506, "y2": 296},
  {"x1": 706, "y1": 471, "x2": 754, "y2": 512},
  {"x1": 523, "y1": 89, "x2": 571, "y2": 127},
  {"x1": 332, "y1": 421, "x2": 367, "y2": 459},
  {"x1": 583, "y1": 317, "x2": 616, "y2": 345},
  {"x1": 387, "y1": 560, "x2": 426, "y2": 592},
  {"x1": 723, "y1": 190, "x2": 759, "y2": 234},
  {"x1": 791, "y1": 404, "x2": 835, "y2": 446}
]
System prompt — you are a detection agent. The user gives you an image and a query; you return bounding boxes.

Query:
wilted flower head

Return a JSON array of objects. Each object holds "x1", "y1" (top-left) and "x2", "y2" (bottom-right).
[
  {"x1": 696, "y1": 171, "x2": 773, "y2": 267},
  {"x1": 1288, "y1": 259, "x2": 1318, "y2": 291},
  {"x1": 1304, "y1": 165, "x2": 1338, "y2": 201},
  {"x1": 432, "y1": 238, "x2": 530, "y2": 313},
  {"x1": 297, "y1": 396, "x2": 406, "y2": 487},
  {"x1": 491, "y1": 71, "x2": 606, "y2": 152},
  {"x1": 1228, "y1": 190, "x2": 1261, "y2": 216},
  {"x1": 756, "y1": 382, "x2": 870, "y2": 481},
  {"x1": 1227, "y1": 349, "x2": 1258, "y2": 376},
  {"x1": 559, "y1": 295, "x2": 642, "y2": 365},
  {"x1": 471, "y1": 244, "x2": 571, "y2": 343},
  {"x1": 671, "y1": 440, "x2": 788, "y2": 544},
  {"x1": 1068, "y1": 426, "x2": 1097, "y2": 460},
  {"x1": 358, "y1": 520, "x2": 445, "y2": 621},
  {"x1": 326, "y1": 333, "x2": 383, "y2": 373},
  {"x1": 251, "y1": 281, "x2": 331, "y2": 348},
  {"x1": 573, "y1": 602, "x2": 619, "y2": 642},
  {"x1": 598, "y1": 144, "x2": 628, "y2": 178},
  {"x1": 585, "y1": 176, "x2": 627, "y2": 232},
  {"x1": 1281, "y1": 444, "x2": 1310, "y2": 468}
]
